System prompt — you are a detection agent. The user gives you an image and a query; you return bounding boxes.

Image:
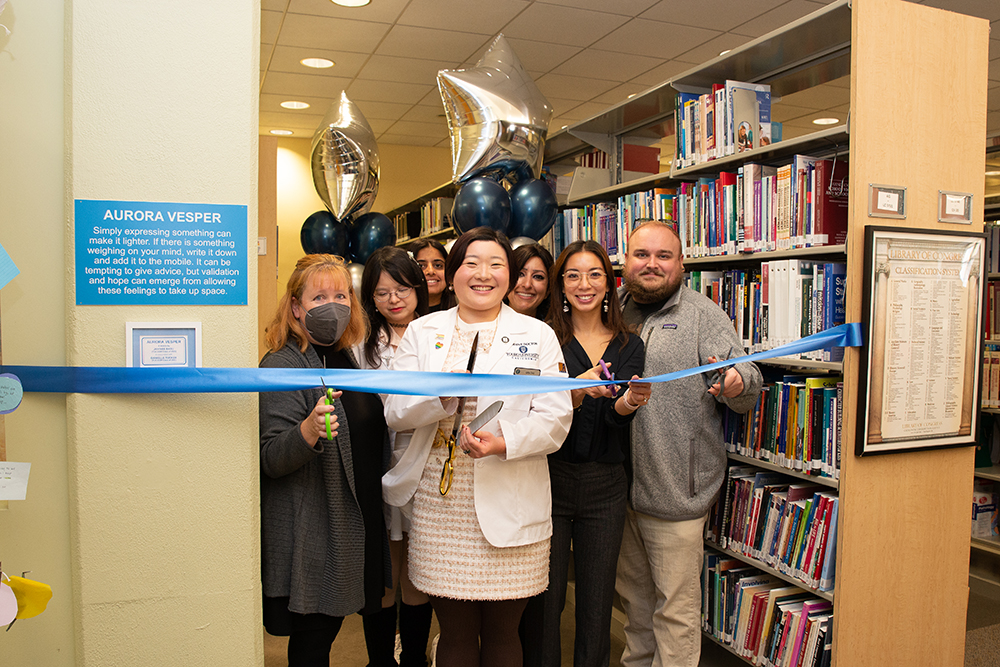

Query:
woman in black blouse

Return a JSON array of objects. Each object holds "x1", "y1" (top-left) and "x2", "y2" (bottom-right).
[{"x1": 536, "y1": 240, "x2": 651, "y2": 667}]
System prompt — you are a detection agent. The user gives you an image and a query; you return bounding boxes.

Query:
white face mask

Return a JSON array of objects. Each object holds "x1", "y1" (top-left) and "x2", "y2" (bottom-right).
[{"x1": 303, "y1": 302, "x2": 351, "y2": 345}]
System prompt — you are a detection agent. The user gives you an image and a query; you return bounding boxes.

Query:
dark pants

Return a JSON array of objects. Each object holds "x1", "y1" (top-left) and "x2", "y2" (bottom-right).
[{"x1": 536, "y1": 460, "x2": 628, "y2": 667}]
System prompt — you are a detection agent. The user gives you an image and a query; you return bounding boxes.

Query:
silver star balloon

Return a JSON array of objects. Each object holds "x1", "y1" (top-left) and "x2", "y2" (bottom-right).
[
  {"x1": 311, "y1": 91, "x2": 380, "y2": 222},
  {"x1": 438, "y1": 34, "x2": 553, "y2": 184}
]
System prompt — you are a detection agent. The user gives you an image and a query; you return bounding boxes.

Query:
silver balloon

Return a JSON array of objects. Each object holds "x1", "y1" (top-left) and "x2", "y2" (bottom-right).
[
  {"x1": 311, "y1": 91, "x2": 380, "y2": 222},
  {"x1": 509, "y1": 236, "x2": 535, "y2": 249},
  {"x1": 438, "y1": 34, "x2": 553, "y2": 184},
  {"x1": 347, "y1": 262, "x2": 365, "y2": 295}
]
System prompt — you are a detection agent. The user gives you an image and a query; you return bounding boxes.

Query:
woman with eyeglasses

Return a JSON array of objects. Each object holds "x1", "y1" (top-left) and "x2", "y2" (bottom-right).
[
  {"x1": 408, "y1": 238, "x2": 454, "y2": 313},
  {"x1": 259, "y1": 254, "x2": 390, "y2": 667},
  {"x1": 507, "y1": 243, "x2": 554, "y2": 320},
  {"x1": 531, "y1": 240, "x2": 652, "y2": 667},
  {"x1": 356, "y1": 246, "x2": 433, "y2": 667},
  {"x1": 383, "y1": 227, "x2": 573, "y2": 667}
]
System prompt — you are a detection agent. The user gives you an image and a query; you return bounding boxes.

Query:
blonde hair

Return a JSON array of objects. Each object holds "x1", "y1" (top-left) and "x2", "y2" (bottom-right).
[{"x1": 264, "y1": 254, "x2": 367, "y2": 354}]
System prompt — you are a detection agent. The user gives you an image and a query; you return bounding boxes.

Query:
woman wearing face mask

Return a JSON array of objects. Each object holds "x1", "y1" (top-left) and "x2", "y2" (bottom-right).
[
  {"x1": 383, "y1": 227, "x2": 573, "y2": 667},
  {"x1": 356, "y1": 246, "x2": 433, "y2": 667},
  {"x1": 408, "y1": 238, "x2": 453, "y2": 313},
  {"x1": 530, "y1": 240, "x2": 651, "y2": 667},
  {"x1": 506, "y1": 243, "x2": 553, "y2": 320},
  {"x1": 259, "y1": 254, "x2": 391, "y2": 667}
]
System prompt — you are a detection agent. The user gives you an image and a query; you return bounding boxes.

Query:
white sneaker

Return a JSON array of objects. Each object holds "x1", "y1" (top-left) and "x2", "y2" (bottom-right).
[{"x1": 429, "y1": 633, "x2": 440, "y2": 667}]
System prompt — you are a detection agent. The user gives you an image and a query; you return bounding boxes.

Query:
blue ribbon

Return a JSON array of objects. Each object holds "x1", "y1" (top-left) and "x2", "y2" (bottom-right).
[{"x1": 2, "y1": 323, "x2": 861, "y2": 397}]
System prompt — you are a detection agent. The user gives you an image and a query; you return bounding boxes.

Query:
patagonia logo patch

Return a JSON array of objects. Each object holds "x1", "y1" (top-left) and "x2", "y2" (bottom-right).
[{"x1": 662, "y1": 323, "x2": 678, "y2": 329}]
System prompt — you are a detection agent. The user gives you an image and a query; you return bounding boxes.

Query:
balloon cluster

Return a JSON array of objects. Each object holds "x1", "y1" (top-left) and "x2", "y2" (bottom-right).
[
  {"x1": 302, "y1": 92, "x2": 396, "y2": 268},
  {"x1": 439, "y1": 35, "x2": 557, "y2": 241}
]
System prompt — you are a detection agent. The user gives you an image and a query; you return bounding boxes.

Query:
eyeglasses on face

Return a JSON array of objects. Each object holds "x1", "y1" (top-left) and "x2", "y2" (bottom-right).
[
  {"x1": 562, "y1": 270, "x2": 607, "y2": 285},
  {"x1": 373, "y1": 286, "x2": 413, "y2": 303}
]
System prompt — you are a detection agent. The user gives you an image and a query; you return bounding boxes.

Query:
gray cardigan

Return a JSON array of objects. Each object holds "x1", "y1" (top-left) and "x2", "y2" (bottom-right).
[
  {"x1": 621, "y1": 285, "x2": 763, "y2": 521},
  {"x1": 259, "y1": 342, "x2": 368, "y2": 618}
]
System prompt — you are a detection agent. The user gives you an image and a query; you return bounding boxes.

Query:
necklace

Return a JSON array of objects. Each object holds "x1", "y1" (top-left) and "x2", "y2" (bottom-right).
[{"x1": 388, "y1": 322, "x2": 408, "y2": 330}]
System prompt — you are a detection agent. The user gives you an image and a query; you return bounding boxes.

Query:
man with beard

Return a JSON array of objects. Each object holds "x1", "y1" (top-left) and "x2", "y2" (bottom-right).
[{"x1": 615, "y1": 221, "x2": 762, "y2": 667}]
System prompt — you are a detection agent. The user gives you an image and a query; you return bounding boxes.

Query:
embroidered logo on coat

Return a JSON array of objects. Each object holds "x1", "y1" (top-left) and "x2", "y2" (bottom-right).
[{"x1": 662, "y1": 323, "x2": 678, "y2": 329}]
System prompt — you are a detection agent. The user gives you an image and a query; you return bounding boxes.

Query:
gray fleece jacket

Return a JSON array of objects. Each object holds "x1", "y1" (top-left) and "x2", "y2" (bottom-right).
[{"x1": 621, "y1": 285, "x2": 763, "y2": 521}]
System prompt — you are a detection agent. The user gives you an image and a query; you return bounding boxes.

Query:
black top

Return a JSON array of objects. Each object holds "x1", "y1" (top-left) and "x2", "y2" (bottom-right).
[
  {"x1": 550, "y1": 332, "x2": 645, "y2": 464},
  {"x1": 314, "y1": 344, "x2": 389, "y2": 616},
  {"x1": 622, "y1": 295, "x2": 668, "y2": 330}
]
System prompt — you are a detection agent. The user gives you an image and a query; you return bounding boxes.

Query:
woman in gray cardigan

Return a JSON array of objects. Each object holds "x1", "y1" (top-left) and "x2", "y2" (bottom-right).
[{"x1": 259, "y1": 254, "x2": 391, "y2": 666}]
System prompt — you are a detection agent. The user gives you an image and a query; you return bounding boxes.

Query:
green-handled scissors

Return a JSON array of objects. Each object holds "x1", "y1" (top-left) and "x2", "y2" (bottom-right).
[{"x1": 321, "y1": 377, "x2": 334, "y2": 440}]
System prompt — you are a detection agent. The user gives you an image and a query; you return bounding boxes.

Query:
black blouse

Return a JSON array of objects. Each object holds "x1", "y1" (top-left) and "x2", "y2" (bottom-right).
[{"x1": 551, "y1": 332, "x2": 645, "y2": 464}]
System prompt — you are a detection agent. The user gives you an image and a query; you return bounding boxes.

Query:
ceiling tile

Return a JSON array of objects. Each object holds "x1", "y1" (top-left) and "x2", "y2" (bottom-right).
[
  {"x1": 540, "y1": 0, "x2": 660, "y2": 16},
  {"x1": 547, "y1": 97, "x2": 586, "y2": 116},
  {"x1": 991, "y1": 38, "x2": 1000, "y2": 61},
  {"x1": 729, "y1": 0, "x2": 824, "y2": 38},
  {"x1": 552, "y1": 49, "x2": 665, "y2": 82},
  {"x1": 353, "y1": 100, "x2": 415, "y2": 121},
  {"x1": 590, "y1": 82, "x2": 652, "y2": 105},
  {"x1": 386, "y1": 120, "x2": 449, "y2": 138},
  {"x1": 496, "y1": 38, "x2": 583, "y2": 74},
  {"x1": 988, "y1": 110, "x2": 1000, "y2": 134},
  {"x1": 262, "y1": 10, "x2": 283, "y2": 45},
  {"x1": 778, "y1": 82, "x2": 851, "y2": 110},
  {"x1": 368, "y1": 118, "x2": 396, "y2": 134},
  {"x1": 358, "y1": 55, "x2": 459, "y2": 85},
  {"x1": 260, "y1": 71, "x2": 355, "y2": 99},
  {"x1": 261, "y1": 93, "x2": 346, "y2": 115},
  {"x1": 592, "y1": 19, "x2": 721, "y2": 60},
  {"x1": 264, "y1": 45, "x2": 369, "y2": 78},
  {"x1": 435, "y1": 138, "x2": 451, "y2": 148},
  {"x1": 396, "y1": 0, "x2": 529, "y2": 34},
  {"x1": 640, "y1": 0, "x2": 787, "y2": 32},
  {"x1": 376, "y1": 25, "x2": 492, "y2": 61},
  {"x1": 674, "y1": 33, "x2": 755, "y2": 65},
  {"x1": 284, "y1": 0, "x2": 410, "y2": 23},
  {"x1": 629, "y1": 60, "x2": 695, "y2": 86},
  {"x1": 988, "y1": 84, "x2": 1000, "y2": 111},
  {"x1": 501, "y1": 4, "x2": 630, "y2": 47},
  {"x1": 417, "y1": 90, "x2": 447, "y2": 108},
  {"x1": 261, "y1": 0, "x2": 286, "y2": 10},
  {"x1": 378, "y1": 134, "x2": 443, "y2": 147},
  {"x1": 770, "y1": 103, "x2": 818, "y2": 123},
  {"x1": 400, "y1": 105, "x2": 448, "y2": 123},
  {"x1": 558, "y1": 101, "x2": 612, "y2": 122},
  {"x1": 991, "y1": 57, "x2": 1000, "y2": 83},
  {"x1": 920, "y1": 0, "x2": 1000, "y2": 23},
  {"x1": 278, "y1": 13, "x2": 390, "y2": 52},
  {"x1": 260, "y1": 111, "x2": 325, "y2": 131},
  {"x1": 536, "y1": 73, "x2": 619, "y2": 102},
  {"x1": 347, "y1": 79, "x2": 437, "y2": 105}
]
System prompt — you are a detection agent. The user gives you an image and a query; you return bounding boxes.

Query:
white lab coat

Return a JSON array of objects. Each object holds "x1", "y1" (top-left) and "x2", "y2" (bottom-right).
[{"x1": 383, "y1": 304, "x2": 573, "y2": 548}]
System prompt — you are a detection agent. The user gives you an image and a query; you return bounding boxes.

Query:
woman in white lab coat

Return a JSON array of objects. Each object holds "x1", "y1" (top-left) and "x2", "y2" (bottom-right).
[{"x1": 383, "y1": 226, "x2": 573, "y2": 667}]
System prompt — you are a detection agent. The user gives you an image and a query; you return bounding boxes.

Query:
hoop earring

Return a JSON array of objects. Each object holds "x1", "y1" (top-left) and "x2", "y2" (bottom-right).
[
  {"x1": 563, "y1": 296, "x2": 570, "y2": 313},
  {"x1": 603, "y1": 293, "x2": 609, "y2": 313}
]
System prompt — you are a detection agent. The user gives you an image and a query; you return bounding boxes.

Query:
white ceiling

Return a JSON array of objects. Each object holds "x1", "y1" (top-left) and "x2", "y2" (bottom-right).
[{"x1": 259, "y1": 0, "x2": 1000, "y2": 147}]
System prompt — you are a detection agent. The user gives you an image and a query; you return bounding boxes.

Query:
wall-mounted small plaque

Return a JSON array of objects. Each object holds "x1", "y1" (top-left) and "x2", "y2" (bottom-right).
[
  {"x1": 868, "y1": 184, "x2": 907, "y2": 219},
  {"x1": 937, "y1": 191, "x2": 973, "y2": 224}
]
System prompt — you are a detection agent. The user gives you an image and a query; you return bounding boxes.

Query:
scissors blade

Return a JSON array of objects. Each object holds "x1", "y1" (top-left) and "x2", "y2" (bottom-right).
[
  {"x1": 450, "y1": 332, "x2": 480, "y2": 437},
  {"x1": 468, "y1": 400, "x2": 503, "y2": 435}
]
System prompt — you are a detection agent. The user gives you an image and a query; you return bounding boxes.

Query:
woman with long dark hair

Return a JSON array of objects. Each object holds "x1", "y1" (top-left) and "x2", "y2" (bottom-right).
[
  {"x1": 534, "y1": 240, "x2": 651, "y2": 667},
  {"x1": 408, "y1": 238, "x2": 454, "y2": 313},
  {"x1": 507, "y1": 242, "x2": 554, "y2": 320},
  {"x1": 356, "y1": 246, "x2": 433, "y2": 667}
]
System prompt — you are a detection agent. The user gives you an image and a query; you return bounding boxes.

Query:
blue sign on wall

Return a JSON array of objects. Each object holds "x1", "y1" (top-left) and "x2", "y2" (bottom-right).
[{"x1": 75, "y1": 199, "x2": 248, "y2": 305}]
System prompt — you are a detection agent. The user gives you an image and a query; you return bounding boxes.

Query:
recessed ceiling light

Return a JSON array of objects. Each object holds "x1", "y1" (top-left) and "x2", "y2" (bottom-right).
[
  {"x1": 270, "y1": 129, "x2": 294, "y2": 136},
  {"x1": 719, "y1": 50, "x2": 731, "y2": 56},
  {"x1": 812, "y1": 117, "x2": 839, "y2": 125},
  {"x1": 628, "y1": 94, "x2": 637, "y2": 99},
  {"x1": 331, "y1": 0, "x2": 370, "y2": 6},
  {"x1": 281, "y1": 101, "x2": 310, "y2": 110},
  {"x1": 986, "y1": 170, "x2": 1000, "y2": 176},
  {"x1": 301, "y1": 57, "x2": 334, "y2": 69}
]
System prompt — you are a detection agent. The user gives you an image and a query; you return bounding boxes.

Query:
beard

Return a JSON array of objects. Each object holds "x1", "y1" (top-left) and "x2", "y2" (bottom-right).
[{"x1": 624, "y1": 267, "x2": 683, "y2": 304}]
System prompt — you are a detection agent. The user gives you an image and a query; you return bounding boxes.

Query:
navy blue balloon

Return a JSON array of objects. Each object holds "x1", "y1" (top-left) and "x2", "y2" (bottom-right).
[
  {"x1": 301, "y1": 210, "x2": 349, "y2": 256},
  {"x1": 508, "y1": 178, "x2": 558, "y2": 241},
  {"x1": 348, "y1": 212, "x2": 396, "y2": 264},
  {"x1": 452, "y1": 178, "x2": 511, "y2": 235}
]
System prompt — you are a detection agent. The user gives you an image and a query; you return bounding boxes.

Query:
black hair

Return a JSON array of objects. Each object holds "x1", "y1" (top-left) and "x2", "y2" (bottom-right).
[{"x1": 359, "y1": 246, "x2": 429, "y2": 368}]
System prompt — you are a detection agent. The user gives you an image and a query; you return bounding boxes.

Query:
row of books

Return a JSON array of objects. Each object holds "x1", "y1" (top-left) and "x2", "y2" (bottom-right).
[
  {"x1": 723, "y1": 376, "x2": 843, "y2": 480},
  {"x1": 984, "y1": 281, "x2": 1000, "y2": 341},
  {"x1": 553, "y1": 188, "x2": 676, "y2": 263},
  {"x1": 986, "y1": 223, "x2": 1000, "y2": 274},
  {"x1": 685, "y1": 261, "x2": 847, "y2": 361},
  {"x1": 420, "y1": 197, "x2": 453, "y2": 237},
  {"x1": 702, "y1": 551, "x2": 833, "y2": 667},
  {"x1": 706, "y1": 465, "x2": 840, "y2": 592},
  {"x1": 675, "y1": 156, "x2": 848, "y2": 258},
  {"x1": 676, "y1": 80, "x2": 775, "y2": 169},
  {"x1": 983, "y1": 344, "x2": 1000, "y2": 409}
]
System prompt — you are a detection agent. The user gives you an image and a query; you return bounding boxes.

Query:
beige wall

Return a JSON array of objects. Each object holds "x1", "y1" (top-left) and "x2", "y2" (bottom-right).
[
  {"x1": 1, "y1": 1, "x2": 263, "y2": 665},
  {"x1": 273, "y1": 138, "x2": 450, "y2": 291}
]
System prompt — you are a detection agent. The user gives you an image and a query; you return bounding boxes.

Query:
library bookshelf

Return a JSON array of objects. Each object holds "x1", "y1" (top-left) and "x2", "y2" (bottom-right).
[{"x1": 542, "y1": 0, "x2": 989, "y2": 664}]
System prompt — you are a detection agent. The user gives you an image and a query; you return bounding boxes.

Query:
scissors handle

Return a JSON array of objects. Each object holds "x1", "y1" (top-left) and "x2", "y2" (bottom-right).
[{"x1": 325, "y1": 388, "x2": 334, "y2": 440}]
